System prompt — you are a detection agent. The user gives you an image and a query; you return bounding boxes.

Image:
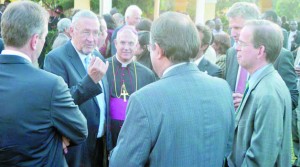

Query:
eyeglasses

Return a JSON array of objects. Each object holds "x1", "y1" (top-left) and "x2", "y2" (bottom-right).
[{"x1": 75, "y1": 27, "x2": 100, "y2": 38}]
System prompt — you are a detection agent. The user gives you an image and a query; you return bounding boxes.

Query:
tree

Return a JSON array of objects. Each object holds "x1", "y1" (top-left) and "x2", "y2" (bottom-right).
[{"x1": 276, "y1": 0, "x2": 300, "y2": 20}]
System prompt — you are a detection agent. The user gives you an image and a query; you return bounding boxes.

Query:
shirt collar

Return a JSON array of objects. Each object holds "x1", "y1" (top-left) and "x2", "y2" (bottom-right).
[
  {"x1": 193, "y1": 56, "x2": 204, "y2": 66},
  {"x1": 162, "y1": 62, "x2": 187, "y2": 77},
  {"x1": 1, "y1": 50, "x2": 32, "y2": 63},
  {"x1": 248, "y1": 64, "x2": 271, "y2": 90}
]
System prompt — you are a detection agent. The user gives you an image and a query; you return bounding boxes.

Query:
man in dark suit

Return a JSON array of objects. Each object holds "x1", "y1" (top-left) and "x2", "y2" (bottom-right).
[
  {"x1": 0, "y1": 1, "x2": 88, "y2": 166},
  {"x1": 288, "y1": 21, "x2": 300, "y2": 52},
  {"x1": 194, "y1": 23, "x2": 222, "y2": 78},
  {"x1": 44, "y1": 10, "x2": 109, "y2": 167},
  {"x1": 110, "y1": 11, "x2": 234, "y2": 167},
  {"x1": 225, "y1": 2, "x2": 298, "y2": 110},
  {"x1": 228, "y1": 19, "x2": 291, "y2": 167}
]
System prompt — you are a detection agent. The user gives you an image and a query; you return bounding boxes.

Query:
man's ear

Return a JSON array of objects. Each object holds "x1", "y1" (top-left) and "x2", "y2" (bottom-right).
[
  {"x1": 155, "y1": 43, "x2": 164, "y2": 60},
  {"x1": 257, "y1": 45, "x2": 266, "y2": 59},
  {"x1": 30, "y1": 34, "x2": 39, "y2": 50}
]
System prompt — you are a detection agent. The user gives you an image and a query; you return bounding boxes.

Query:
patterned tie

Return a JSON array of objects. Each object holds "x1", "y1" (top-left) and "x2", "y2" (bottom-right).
[
  {"x1": 84, "y1": 56, "x2": 91, "y2": 72},
  {"x1": 235, "y1": 67, "x2": 247, "y2": 93}
]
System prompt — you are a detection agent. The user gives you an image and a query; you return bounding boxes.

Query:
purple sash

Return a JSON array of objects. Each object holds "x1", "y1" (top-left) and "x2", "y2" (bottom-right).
[{"x1": 110, "y1": 97, "x2": 128, "y2": 120}]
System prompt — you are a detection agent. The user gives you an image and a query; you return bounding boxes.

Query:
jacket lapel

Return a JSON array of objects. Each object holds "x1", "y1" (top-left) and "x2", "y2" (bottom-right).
[
  {"x1": 234, "y1": 65, "x2": 275, "y2": 129},
  {"x1": 66, "y1": 42, "x2": 86, "y2": 78}
]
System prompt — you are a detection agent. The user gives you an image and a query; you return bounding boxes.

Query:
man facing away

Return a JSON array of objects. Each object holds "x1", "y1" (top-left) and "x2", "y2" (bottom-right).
[
  {"x1": 0, "y1": 1, "x2": 87, "y2": 166},
  {"x1": 228, "y1": 20, "x2": 291, "y2": 167},
  {"x1": 44, "y1": 10, "x2": 109, "y2": 167},
  {"x1": 110, "y1": 11, "x2": 234, "y2": 167}
]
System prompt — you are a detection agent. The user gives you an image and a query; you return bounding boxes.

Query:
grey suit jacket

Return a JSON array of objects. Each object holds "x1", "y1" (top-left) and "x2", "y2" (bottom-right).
[
  {"x1": 0, "y1": 55, "x2": 87, "y2": 166},
  {"x1": 110, "y1": 63, "x2": 235, "y2": 167},
  {"x1": 198, "y1": 57, "x2": 222, "y2": 78},
  {"x1": 228, "y1": 65, "x2": 292, "y2": 167},
  {"x1": 44, "y1": 41, "x2": 110, "y2": 167},
  {"x1": 225, "y1": 47, "x2": 298, "y2": 110}
]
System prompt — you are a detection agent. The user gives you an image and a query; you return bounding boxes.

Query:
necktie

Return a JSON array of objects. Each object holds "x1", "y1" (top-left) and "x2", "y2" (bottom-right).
[
  {"x1": 236, "y1": 81, "x2": 249, "y2": 114},
  {"x1": 84, "y1": 56, "x2": 90, "y2": 72},
  {"x1": 235, "y1": 67, "x2": 247, "y2": 93}
]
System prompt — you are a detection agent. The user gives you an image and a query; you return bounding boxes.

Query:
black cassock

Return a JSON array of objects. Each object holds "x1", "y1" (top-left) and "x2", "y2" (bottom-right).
[{"x1": 106, "y1": 56, "x2": 156, "y2": 150}]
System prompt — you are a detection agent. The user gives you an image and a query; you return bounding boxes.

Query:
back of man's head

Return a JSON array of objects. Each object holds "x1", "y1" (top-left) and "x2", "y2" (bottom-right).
[
  {"x1": 226, "y1": 2, "x2": 260, "y2": 21},
  {"x1": 196, "y1": 24, "x2": 212, "y2": 47},
  {"x1": 246, "y1": 20, "x2": 283, "y2": 63},
  {"x1": 1, "y1": 1, "x2": 49, "y2": 48},
  {"x1": 57, "y1": 18, "x2": 71, "y2": 33},
  {"x1": 151, "y1": 11, "x2": 200, "y2": 63}
]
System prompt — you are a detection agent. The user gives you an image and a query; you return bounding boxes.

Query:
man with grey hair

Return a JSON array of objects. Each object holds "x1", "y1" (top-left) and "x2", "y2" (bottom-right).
[
  {"x1": 110, "y1": 11, "x2": 234, "y2": 167},
  {"x1": 228, "y1": 20, "x2": 291, "y2": 167},
  {"x1": 44, "y1": 10, "x2": 109, "y2": 167},
  {"x1": 52, "y1": 18, "x2": 71, "y2": 49},
  {"x1": 225, "y1": 2, "x2": 298, "y2": 112},
  {"x1": 113, "y1": 12, "x2": 124, "y2": 28},
  {"x1": 0, "y1": 1, "x2": 88, "y2": 166},
  {"x1": 110, "y1": 5, "x2": 142, "y2": 55}
]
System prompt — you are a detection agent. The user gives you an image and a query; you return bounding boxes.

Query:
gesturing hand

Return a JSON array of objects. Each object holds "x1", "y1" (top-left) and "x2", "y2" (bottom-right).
[
  {"x1": 88, "y1": 56, "x2": 109, "y2": 84},
  {"x1": 62, "y1": 136, "x2": 70, "y2": 154}
]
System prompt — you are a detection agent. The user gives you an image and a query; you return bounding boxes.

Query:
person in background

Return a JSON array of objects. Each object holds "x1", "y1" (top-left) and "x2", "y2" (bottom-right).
[
  {"x1": 110, "y1": 5, "x2": 142, "y2": 55},
  {"x1": 112, "y1": 13, "x2": 124, "y2": 28},
  {"x1": 134, "y1": 31, "x2": 153, "y2": 70},
  {"x1": 52, "y1": 18, "x2": 71, "y2": 49},
  {"x1": 0, "y1": 1, "x2": 87, "y2": 166},
  {"x1": 136, "y1": 18, "x2": 152, "y2": 31},
  {"x1": 100, "y1": 14, "x2": 117, "y2": 58},
  {"x1": 213, "y1": 33, "x2": 231, "y2": 78},
  {"x1": 195, "y1": 24, "x2": 222, "y2": 77}
]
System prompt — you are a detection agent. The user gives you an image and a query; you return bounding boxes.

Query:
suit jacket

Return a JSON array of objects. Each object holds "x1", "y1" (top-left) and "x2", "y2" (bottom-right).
[
  {"x1": 110, "y1": 63, "x2": 235, "y2": 167},
  {"x1": 0, "y1": 54, "x2": 87, "y2": 167},
  {"x1": 198, "y1": 57, "x2": 222, "y2": 78},
  {"x1": 225, "y1": 47, "x2": 298, "y2": 110},
  {"x1": 228, "y1": 65, "x2": 292, "y2": 167},
  {"x1": 52, "y1": 33, "x2": 70, "y2": 49},
  {"x1": 44, "y1": 41, "x2": 110, "y2": 167}
]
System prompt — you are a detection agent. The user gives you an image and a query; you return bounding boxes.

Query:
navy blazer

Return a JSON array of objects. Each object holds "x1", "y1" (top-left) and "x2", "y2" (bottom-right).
[
  {"x1": 0, "y1": 55, "x2": 87, "y2": 166},
  {"x1": 44, "y1": 41, "x2": 110, "y2": 167}
]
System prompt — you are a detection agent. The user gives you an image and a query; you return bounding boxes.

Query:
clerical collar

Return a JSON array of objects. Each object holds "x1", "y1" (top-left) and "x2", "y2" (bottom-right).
[
  {"x1": 115, "y1": 54, "x2": 133, "y2": 67},
  {"x1": 1, "y1": 49, "x2": 32, "y2": 63},
  {"x1": 163, "y1": 62, "x2": 187, "y2": 77}
]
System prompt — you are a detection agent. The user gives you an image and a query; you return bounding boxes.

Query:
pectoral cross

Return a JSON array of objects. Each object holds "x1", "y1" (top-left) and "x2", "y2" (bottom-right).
[{"x1": 120, "y1": 89, "x2": 129, "y2": 102}]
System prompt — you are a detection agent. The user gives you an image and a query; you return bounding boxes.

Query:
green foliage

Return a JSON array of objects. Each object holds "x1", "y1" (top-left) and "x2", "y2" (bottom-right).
[
  {"x1": 276, "y1": 0, "x2": 300, "y2": 20},
  {"x1": 112, "y1": 0, "x2": 154, "y2": 19}
]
